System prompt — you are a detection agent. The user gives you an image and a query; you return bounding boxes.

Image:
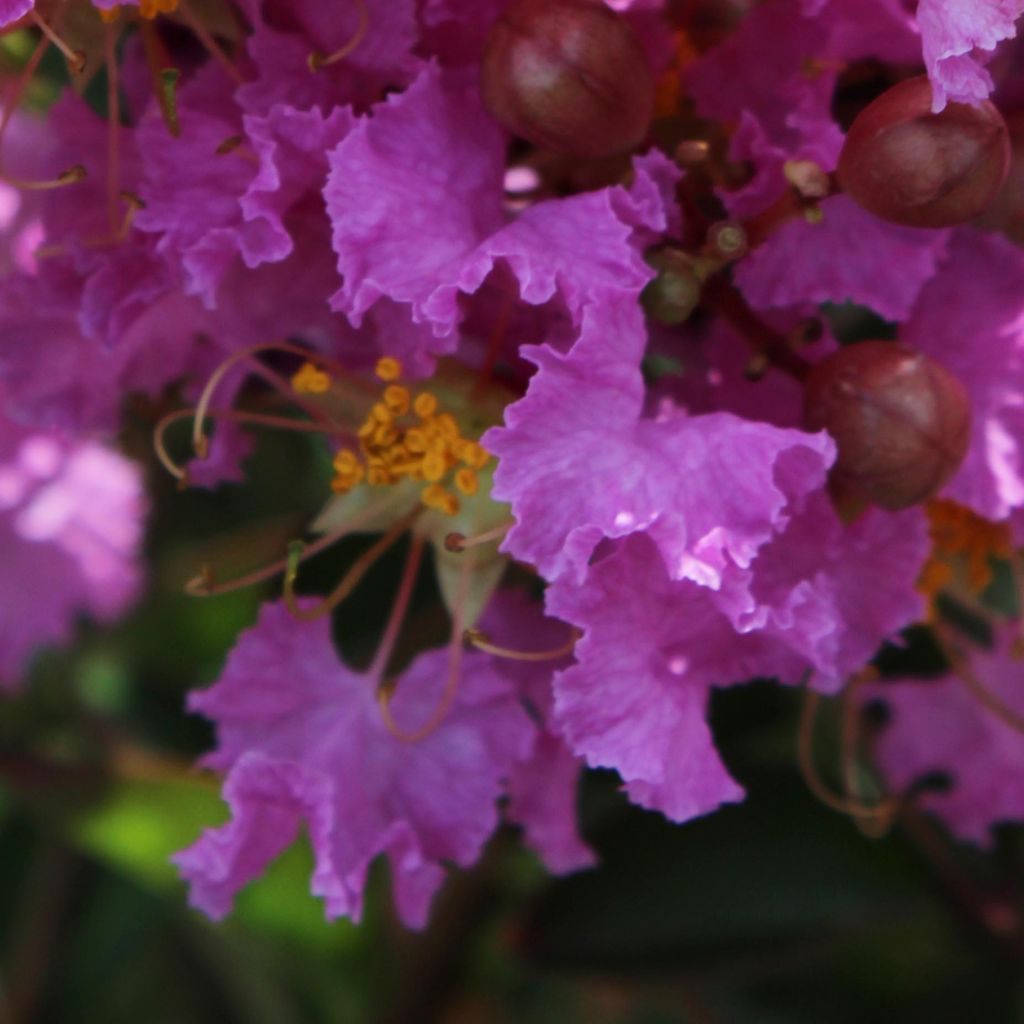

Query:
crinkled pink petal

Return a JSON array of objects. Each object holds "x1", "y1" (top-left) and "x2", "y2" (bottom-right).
[
  {"x1": 506, "y1": 732, "x2": 596, "y2": 873},
  {"x1": 735, "y1": 493, "x2": 929, "y2": 691},
  {"x1": 547, "y1": 535, "x2": 806, "y2": 822},
  {"x1": 735, "y1": 195, "x2": 951, "y2": 321},
  {"x1": 688, "y1": 0, "x2": 843, "y2": 165},
  {"x1": 325, "y1": 63, "x2": 506, "y2": 334},
  {"x1": 326, "y1": 65, "x2": 679, "y2": 357},
  {"x1": 901, "y1": 229, "x2": 1024, "y2": 519},
  {"x1": 484, "y1": 292, "x2": 834, "y2": 586},
  {"x1": 813, "y1": 0, "x2": 921, "y2": 63},
  {"x1": 871, "y1": 625, "x2": 1024, "y2": 844},
  {"x1": 236, "y1": 0, "x2": 421, "y2": 114},
  {"x1": 175, "y1": 601, "x2": 535, "y2": 925},
  {"x1": 0, "y1": 0, "x2": 31, "y2": 26},
  {"x1": 477, "y1": 588, "x2": 594, "y2": 873},
  {"x1": 918, "y1": 0, "x2": 1024, "y2": 110}
]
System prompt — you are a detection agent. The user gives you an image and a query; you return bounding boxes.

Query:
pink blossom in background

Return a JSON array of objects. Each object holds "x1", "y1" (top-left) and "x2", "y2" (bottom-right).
[{"x1": 0, "y1": 406, "x2": 145, "y2": 688}]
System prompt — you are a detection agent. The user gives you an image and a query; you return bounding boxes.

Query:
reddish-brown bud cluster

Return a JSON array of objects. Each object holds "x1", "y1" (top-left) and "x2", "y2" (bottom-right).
[
  {"x1": 480, "y1": 0, "x2": 654, "y2": 159},
  {"x1": 803, "y1": 341, "x2": 971, "y2": 511},
  {"x1": 838, "y1": 76, "x2": 1010, "y2": 229}
]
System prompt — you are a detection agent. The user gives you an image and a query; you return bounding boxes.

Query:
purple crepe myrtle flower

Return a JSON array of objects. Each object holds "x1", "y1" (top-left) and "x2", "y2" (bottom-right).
[
  {"x1": 4, "y1": 0, "x2": 1024, "y2": 924},
  {"x1": 174, "y1": 589, "x2": 593, "y2": 925}
]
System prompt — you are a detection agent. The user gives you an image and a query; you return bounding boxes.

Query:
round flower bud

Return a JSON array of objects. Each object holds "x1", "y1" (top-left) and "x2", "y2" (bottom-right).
[
  {"x1": 480, "y1": 0, "x2": 654, "y2": 159},
  {"x1": 641, "y1": 249, "x2": 702, "y2": 325},
  {"x1": 803, "y1": 341, "x2": 971, "y2": 511},
  {"x1": 974, "y1": 113, "x2": 1024, "y2": 244},
  {"x1": 837, "y1": 76, "x2": 1010, "y2": 229}
]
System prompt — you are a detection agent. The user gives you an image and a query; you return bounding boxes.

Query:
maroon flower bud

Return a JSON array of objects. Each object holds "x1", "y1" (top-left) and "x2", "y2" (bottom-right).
[
  {"x1": 837, "y1": 76, "x2": 1010, "y2": 229},
  {"x1": 974, "y1": 113, "x2": 1024, "y2": 244},
  {"x1": 480, "y1": 0, "x2": 654, "y2": 159},
  {"x1": 803, "y1": 341, "x2": 971, "y2": 511}
]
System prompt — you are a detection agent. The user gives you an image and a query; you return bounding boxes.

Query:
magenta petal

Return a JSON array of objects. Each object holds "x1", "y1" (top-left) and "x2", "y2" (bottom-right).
[
  {"x1": 485, "y1": 292, "x2": 833, "y2": 586},
  {"x1": 325, "y1": 63, "x2": 506, "y2": 333},
  {"x1": 547, "y1": 536, "x2": 808, "y2": 822},
  {"x1": 0, "y1": 0, "x2": 31, "y2": 26},
  {"x1": 872, "y1": 625, "x2": 1024, "y2": 844},
  {"x1": 918, "y1": 0, "x2": 1024, "y2": 110},
  {"x1": 735, "y1": 195, "x2": 951, "y2": 321},
  {"x1": 901, "y1": 229, "x2": 1024, "y2": 519},
  {"x1": 0, "y1": 412, "x2": 145, "y2": 688},
  {"x1": 175, "y1": 602, "x2": 534, "y2": 925}
]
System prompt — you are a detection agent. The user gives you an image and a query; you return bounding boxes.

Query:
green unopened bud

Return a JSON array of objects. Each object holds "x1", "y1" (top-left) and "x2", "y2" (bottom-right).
[{"x1": 641, "y1": 249, "x2": 702, "y2": 325}]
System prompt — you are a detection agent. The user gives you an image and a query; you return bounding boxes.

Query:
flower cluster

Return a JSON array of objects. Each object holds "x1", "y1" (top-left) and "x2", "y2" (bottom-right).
[{"x1": 3, "y1": 0, "x2": 1024, "y2": 926}]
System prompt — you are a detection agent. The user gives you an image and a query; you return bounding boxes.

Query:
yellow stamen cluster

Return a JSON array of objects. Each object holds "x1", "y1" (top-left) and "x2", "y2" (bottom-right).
[
  {"x1": 291, "y1": 361, "x2": 331, "y2": 394},
  {"x1": 331, "y1": 357, "x2": 491, "y2": 516},
  {"x1": 100, "y1": 0, "x2": 178, "y2": 21},
  {"x1": 919, "y1": 500, "x2": 1014, "y2": 601}
]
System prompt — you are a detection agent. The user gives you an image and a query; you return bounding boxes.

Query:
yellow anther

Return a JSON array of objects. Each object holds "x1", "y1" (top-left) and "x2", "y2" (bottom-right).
[
  {"x1": 367, "y1": 465, "x2": 393, "y2": 486},
  {"x1": 140, "y1": 0, "x2": 179, "y2": 18},
  {"x1": 421, "y1": 484, "x2": 445, "y2": 509},
  {"x1": 919, "y1": 500, "x2": 1014, "y2": 602},
  {"x1": 331, "y1": 461, "x2": 364, "y2": 493},
  {"x1": 370, "y1": 402, "x2": 393, "y2": 425},
  {"x1": 383, "y1": 384, "x2": 411, "y2": 416},
  {"x1": 463, "y1": 441, "x2": 489, "y2": 469},
  {"x1": 405, "y1": 428, "x2": 428, "y2": 454},
  {"x1": 413, "y1": 392, "x2": 438, "y2": 419},
  {"x1": 292, "y1": 362, "x2": 331, "y2": 394},
  {"x1": 372, "y1": 424, "x2": 400, "y2": 449},
  {"x1": 332, "y1": 449, "x2": 360, "y2": 474},
  {"x1": 435, "y1": 413, "x2": 459, "y2": 440},
  {"x1": 426, "y1": 435, "x2": 448, "y2": 458},
  {"x1": 375, "y1": 356, "x2": 403, "y2": 382},
  {"x1": 421, "y1": 484, "x2": 460, "y2": 516},
  {"x1": 455, "y1": 468, "x2": 479, "y2": 496},
  {"x1": 422, "y1": 450, "x2": 447, "y2": 483}
]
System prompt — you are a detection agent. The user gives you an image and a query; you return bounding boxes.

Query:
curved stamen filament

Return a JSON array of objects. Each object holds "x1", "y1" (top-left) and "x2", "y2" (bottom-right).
[
  {"x1": 176, "y1": 0, "x2": 245, "y2": 86},
  {"x1": 308, "y1": 0, "x2": 368, "y2": 71},
  {"x1": 797, "y1": 685, "x2": 899, "y2": 828},
  {"x1": 30, "y1": 9, "x2": 85, "y2": 74},
  {"x1": 104, "y1": 20, "x2": 121, "y2": 235},
  {"x1": 186, "y1": 491, "x2": 417, "y2": 597},
  {"x1": 839, "y1": 669, "x2": 891, "y2": 838},
  {"x1": 464, "y1": 626, "x2": 580, "y2": 662},
  {"x1": 0, "y1": 31, "x2": 88, "y2": 192},
  {"x1": 191, "y1": 342, "x2": 351, "y2": 460},
  {"x1": 367, "y1": 534, "x2": 425, "y2": 682},
  {"x1": 0, "y1": 163, "x2": 86, "y2": 191},
  {"x1": 283, "y1": 508, "x2": 420, "y2": 622},
  {"x1": 32, "y1": 191, "x2": 145, "y2": 259},
  {"x1": 379, "y1": 553, "x2": 470, "y2": 743},
  {"x1": 443, "y1": 522, "x2": 512, "y2": 553},
  {"x1": 154, "y1": 405, "x2": 342, "y2": 482},
  {"x1": 955, "y1": 656, "x2": 1024, "y2": 735}
]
